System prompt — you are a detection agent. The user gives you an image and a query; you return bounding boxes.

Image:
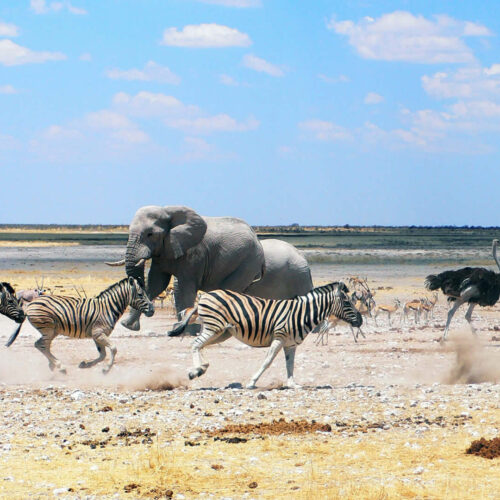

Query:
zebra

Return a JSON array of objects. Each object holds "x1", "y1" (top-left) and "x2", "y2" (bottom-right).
[
  {"x1": 0, "y1": 282, "x2": 25, "y2": 323},
  {"x1": 5, "y1": 277, "x2": 154, "y2": 374},
  {"x1": 167, "y1": 282, "x2": 362, "y2": 389}
]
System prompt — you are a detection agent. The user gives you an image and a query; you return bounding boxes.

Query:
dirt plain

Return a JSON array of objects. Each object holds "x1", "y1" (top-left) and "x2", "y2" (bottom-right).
[{"x1": 0, "y1": 262, "x2": 500, "y2": 499}]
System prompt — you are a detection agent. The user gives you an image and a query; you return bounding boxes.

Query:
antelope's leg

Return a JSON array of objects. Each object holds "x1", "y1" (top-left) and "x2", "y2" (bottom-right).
[
  {"x1": 79, "y1": 340, "x2": 106, "y2": 369},
  {"x1": 247, "y1": 338, "x2": 284, "y2": 389},
  {"x1": 283, "y1": 345, "x2": 301, "y2": 389}
]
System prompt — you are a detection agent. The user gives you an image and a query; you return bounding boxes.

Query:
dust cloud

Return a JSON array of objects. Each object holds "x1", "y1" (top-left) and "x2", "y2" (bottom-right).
[{"x1": 445, "y1": 332, "x2": 500, "y2": 384}]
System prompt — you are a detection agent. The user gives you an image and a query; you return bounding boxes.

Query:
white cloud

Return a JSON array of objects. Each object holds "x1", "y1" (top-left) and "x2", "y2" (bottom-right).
[
  {"x1": 79, "y1": 52, "x2": 92, "y2": 62},
  {"x1": 161, "y1": 23, "x2": 252, "y2": 48},
  {"x1": 0, "y1": 84, "x2": 18, "y2": 94},
  {"x1": 0, "y1": 39, "x2": 66, "y2": 66},
  {"x1": 422, "y1": 65, "x2": 500, "y2": 99},
  {"x1": 299, "y1": 120, "x2": 353, "y2": 142},
  {"x1": 112, "y1": 91, "x2": 258, "y2": 135},
  {"x1": 106, "y1": 61, "x2": 181, "y2": 85},
  {"x1": 166, "y1": 114, "x2": 259, "y2": 134},
  {"x1": 180, "y1": 136, "x2": 215, "y2": 162},
  {"x1": 30, "y1": 0, "x2": 87, "y2": 15},
  {"x1": 242, "y1": 54, "x2": 284, "y2": 77},
  {"x1": 84, "y1": 110, "x2": 136, "y2": 131},
  {"x1": 219, "y1": 74, "x2": 239, "y2": 86},
  {"x1": 364, "y1": 92, "x2": 384, "y2": 104},
  {"x1": 195, "y1": 0, "x2": 261, "y2": 6},
  {"x1": 318, "y1": 73, "x2": 349, "y2": 83},
  {"x1": 113, "y1": 91, "x2": 197, "y2": 118},
  {"x1": 329, "y1": 11, "x2": 491, "y2": 64},
  {"x1": 0, "y1": 21, "x2": 19, "y2": 38}
]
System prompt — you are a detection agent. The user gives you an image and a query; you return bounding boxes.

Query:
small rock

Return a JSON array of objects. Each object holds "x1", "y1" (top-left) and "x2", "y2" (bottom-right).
[
  {"x1": 248, "y1": 482, "x2": 258, "y2": 489},
  {"x1": 413, "y1": 466, "x2": 425, "y2": 475}
]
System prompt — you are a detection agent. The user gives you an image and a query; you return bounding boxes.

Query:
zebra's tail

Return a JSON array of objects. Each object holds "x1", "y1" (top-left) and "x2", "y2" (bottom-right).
[
  {"x1": 5, "y1": 319, "x2": 25, "y2": 347},
  {"x1": 167, "y1": 306, "x2": 198, "y2": 337}
]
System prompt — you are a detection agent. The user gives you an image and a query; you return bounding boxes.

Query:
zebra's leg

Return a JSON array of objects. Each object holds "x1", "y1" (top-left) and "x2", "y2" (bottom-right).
[
  {"x1": 91, "y1": 331, "x2": 117, "y2": 374},
  {"x1": 189, "y1": 329, "x2": 230, "y2": 380},
  {"x1": 79, "y1": 341, "x2": 106, "y2": 369},
  {"x1": 350, "y1": 325, "x2": 358, "y2": 343},
  {"x1": 246, "y1": 338, "x2": 284, "y2": 389},
  {"x1": 283, "y1": 345, "x2": 301, "y2": 389},
  {"x1": 34, "y1": 333, "x2": 66, "y2": 374},
  {"x1": 464, "y1": 303, "x2": 477, "y2": 337}
]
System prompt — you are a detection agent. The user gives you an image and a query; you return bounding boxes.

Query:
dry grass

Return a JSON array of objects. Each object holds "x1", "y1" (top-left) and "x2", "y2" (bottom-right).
[{"x1": 3, "y1": 422, "x2": 500, "y2": 499}]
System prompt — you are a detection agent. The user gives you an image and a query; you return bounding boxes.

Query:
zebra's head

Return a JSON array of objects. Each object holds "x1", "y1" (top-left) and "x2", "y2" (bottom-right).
[
  {"x1": 333, "y1": 282, "x2": 362, "y2": 328},
  {"x1": 127, "y1": 277, "x2": 155, "y2": 317},
  {"x1": 0, "y1": 282, "x2": 25, "y2": 323}
]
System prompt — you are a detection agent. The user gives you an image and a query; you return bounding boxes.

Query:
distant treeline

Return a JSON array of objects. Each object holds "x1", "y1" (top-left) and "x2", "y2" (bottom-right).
[{"x1": 1, "y1": 224, "x2": 500, "y2": 233}]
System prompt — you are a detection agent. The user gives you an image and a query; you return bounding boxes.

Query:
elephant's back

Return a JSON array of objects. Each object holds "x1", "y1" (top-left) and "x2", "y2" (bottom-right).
[{"x1": 245, "y1": 239, "x2": 313, "y2": 300}]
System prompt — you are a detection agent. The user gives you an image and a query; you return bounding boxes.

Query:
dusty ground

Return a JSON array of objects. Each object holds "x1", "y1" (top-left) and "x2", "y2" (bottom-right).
[{"x1": 1, "y1": 259, "x2": 500, "y2": 498}]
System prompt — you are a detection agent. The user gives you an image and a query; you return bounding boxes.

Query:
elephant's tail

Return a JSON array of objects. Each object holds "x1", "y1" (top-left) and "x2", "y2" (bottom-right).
[
  {"x1": 251, "y1": 261, "x2": 266, "y2": 284},
  {"x1": 167, "y1": 306, "x2": 198, "y2": 337}
]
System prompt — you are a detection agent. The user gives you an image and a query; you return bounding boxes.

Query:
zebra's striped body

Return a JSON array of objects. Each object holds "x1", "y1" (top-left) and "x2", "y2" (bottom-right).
[
  {"x1": 168, "y1": 282, "x2": 362, "y2": 388},
  {"x1": 6, "y1": 277, "x2": 154, "y2": 374},
  {"x1": 0, "y1": 282, "x2": 24, "y2": 323}
]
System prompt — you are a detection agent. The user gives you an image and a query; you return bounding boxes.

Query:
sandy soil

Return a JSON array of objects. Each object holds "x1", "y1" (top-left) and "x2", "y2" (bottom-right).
[
  {"x1": 1, "y1": 249, "x2": 500, "y2": 498},
  {"x1": 1, "y1": 292, "x2": 500, "y2": 499}
]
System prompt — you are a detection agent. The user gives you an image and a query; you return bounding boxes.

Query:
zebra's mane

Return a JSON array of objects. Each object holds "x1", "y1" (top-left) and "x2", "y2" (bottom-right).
[
  {"x1": 95, "y1": 278, "x2": 130, "y2": 299},
  {"x1": 0, "y1": 282, "x2": 15, "y2": 294},
  {"x1": 310, "y1": 281, "x2": 348, "y2": 295}
]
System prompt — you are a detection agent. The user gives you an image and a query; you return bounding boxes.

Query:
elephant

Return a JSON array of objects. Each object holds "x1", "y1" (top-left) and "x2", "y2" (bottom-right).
[{"x1": 106, "y1": 205, "x2": 314, "y2": 331}]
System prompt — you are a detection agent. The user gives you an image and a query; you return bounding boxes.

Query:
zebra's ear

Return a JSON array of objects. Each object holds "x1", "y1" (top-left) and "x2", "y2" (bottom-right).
[
  {"x1": 128, "y1": 276, "x2": 137, "y2": 294},
  {"x1": 337, "y1": 282, "x2": 349, "y2": 294}
]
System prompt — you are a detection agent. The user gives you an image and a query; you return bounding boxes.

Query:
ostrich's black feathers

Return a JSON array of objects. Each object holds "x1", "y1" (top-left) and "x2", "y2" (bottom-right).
[{"x1": 425, "y1": 267, "x2": 500, "y2": 307}]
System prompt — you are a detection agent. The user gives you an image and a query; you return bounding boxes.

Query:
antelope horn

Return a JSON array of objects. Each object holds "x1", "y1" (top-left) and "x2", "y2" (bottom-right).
[{"x1": 105, "y1": 259, "x2": 126, "y2": 266}]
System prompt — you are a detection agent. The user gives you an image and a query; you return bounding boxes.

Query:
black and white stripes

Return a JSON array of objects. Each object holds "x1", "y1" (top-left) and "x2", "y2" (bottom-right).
[
  {"x1": 168, "y1": 282, "x2": 362, "y2": 388},
  {"x1": 6, "y1": 277, "x2": 154, "y2": 374},
  {"x1": 0, "y1": 282, "x2": 24, "y2": 324}
]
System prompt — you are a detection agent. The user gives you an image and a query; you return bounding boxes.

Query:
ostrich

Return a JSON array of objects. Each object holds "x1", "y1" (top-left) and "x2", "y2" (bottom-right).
[{"x1": 425, "y1": 239, "x2": 500, "y2": 342}]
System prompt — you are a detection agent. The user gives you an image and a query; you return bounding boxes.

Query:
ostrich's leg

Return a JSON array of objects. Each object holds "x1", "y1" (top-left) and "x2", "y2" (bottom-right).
[{"x1": 464, "y1": 303, "x2": 477, "y2": 337}]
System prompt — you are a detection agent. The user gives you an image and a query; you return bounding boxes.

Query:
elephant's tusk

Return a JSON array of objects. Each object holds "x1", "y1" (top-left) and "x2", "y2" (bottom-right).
[
  {"x1": 105, "y1": 259, "x2": 126, "y2": 266},
  {"x1": 134, "y1": 258, "x2": 147, "y2": 267}
]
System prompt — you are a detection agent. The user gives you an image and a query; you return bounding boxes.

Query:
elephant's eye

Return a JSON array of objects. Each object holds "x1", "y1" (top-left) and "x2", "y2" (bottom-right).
[{"x1": 147, "y1": 232, "x2": 153, "y2": 238}]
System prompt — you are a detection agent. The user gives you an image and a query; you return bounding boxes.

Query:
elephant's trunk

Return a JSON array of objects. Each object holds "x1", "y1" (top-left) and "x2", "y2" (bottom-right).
[{"x1": 125, "y1": 233, "x2": 151, "y2": 283}]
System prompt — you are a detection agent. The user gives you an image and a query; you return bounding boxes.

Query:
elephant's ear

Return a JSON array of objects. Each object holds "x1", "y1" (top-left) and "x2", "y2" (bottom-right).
[{"x1": 163, "y1": 206, "x2": 208, "y2": 259}]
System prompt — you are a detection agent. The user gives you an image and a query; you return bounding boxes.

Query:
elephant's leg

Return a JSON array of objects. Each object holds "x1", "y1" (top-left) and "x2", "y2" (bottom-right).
[
  {"x1": 173, "y1": 278, "x2": 200, "y2": 335},
  {"x1": 79, "y1": 340, "x2": 106, "y2": 369},
  {"x1": 122, "y1": 266, "x2": 171, "y2": 331},
  {"x1": 283, "y1": 345, "x2": 301, "y2": 389},
  {"x1": 188, "y1": 327, "x2": 229, "y2": 380},
  {"x1": 247, "y1": 337, "x2": 284, "y2": 389}
]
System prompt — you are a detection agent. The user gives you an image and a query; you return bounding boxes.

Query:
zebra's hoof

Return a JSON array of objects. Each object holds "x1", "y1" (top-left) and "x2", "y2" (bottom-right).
[
  {"x1": 188, "y1": 367, "x2": 203, "y2": 379},
  {"x1": 79, "y1": 361, "x2": 90, "y2": 369},
  {"x1": 245, "y1": 383, "x2": 257, "y2": 390},
  {"x1": 102, "y1": 367, "x2": 112, "y2": 375},
  {"x1": 59, "y1": 367, "x2": 67, "y2": 375}
]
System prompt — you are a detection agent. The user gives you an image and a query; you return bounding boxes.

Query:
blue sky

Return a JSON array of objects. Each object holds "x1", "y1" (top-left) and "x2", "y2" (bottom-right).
[{"x1": 1, "y1": 0, "x2": 500, "y2": 225}]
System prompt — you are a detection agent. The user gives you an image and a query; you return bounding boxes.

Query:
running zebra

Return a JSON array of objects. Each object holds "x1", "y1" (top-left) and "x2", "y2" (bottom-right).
[
  {"x1": 0, "y1": 282, "x2": 25, "y2": 323},
  {"x1": 168, "y1": 282, "x2": 362, "y2": 389},
  {"x1": 6, "y1": 277, "x2": 154, "y2": 374}
]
